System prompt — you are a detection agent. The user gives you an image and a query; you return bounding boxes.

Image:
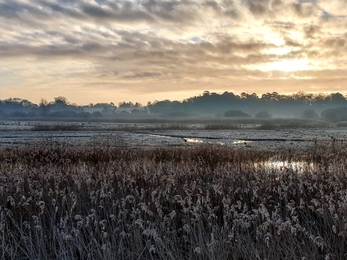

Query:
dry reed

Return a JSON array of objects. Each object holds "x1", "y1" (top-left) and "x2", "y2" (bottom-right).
[{"x1": 0, "y1": 142, "x2": 347, "y2": 259}]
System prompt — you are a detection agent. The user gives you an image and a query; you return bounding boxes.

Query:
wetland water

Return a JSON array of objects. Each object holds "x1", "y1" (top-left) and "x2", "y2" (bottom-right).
[{"x1": 0, "y1": 120, "x2": 346, "y2": 149}]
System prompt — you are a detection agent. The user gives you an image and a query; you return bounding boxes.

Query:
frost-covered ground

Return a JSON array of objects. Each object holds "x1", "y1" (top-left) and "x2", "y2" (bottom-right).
[
  {"x1": 141, "y1": 127, "x2": 347, "y2": 149},
  {"x1": 0, "y1": 120, "x2": 346, "y2": 149}
]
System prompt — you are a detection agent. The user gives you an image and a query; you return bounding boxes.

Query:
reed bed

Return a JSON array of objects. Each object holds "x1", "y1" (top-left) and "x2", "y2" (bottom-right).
[{"x1": 1, "y1": 143, "x2": 347, "y2": 259}]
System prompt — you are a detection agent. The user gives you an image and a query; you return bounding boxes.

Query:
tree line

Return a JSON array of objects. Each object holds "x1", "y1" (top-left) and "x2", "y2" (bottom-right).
[{"x1": 1, "y1": 91, "x2": 347, "y2": 122}]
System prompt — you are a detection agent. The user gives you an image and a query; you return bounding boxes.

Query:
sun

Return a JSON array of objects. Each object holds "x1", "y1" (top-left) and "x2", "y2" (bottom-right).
[{"x1": 260, "y1": 59, "x2": 310, "y2": 72}]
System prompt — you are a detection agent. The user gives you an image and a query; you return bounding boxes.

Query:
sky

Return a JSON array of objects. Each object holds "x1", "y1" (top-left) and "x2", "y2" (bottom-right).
[{"x1": 1, "y1": 0, "x2": 347, "y2": 105}]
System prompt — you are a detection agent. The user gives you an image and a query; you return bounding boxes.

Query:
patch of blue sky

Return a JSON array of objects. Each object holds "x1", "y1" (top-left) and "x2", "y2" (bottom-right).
[
  {"x1": 178, "y1": 36, "x2": 204, "y2": 44},
  {"x1": 321, "y1": 10, "x2": 331, "y2": 18}
]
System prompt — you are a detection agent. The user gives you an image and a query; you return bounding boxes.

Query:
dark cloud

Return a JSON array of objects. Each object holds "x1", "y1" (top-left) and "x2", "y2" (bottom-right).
[
  {"x1": 246, "y1": 0, "x2": 268, "y2": 16},
  {"x1": 0, "y1": 0, "x2": 328, "y2": 29},
  {"x1": 211, "y1": 38, "x2": 274, "y2": 54},
  {"x1": 0, "y1": 45, "x2": 76, "y2": 58},
  {"x1": 304, "y1": 24, "x2": 320, "y2": 39},
  {"x1": 0, "y1": 41, "x2": 105, "y2": 58},
  {"x1": 244, "y1": 0, "x2": 285, "y2": 17},
  {"x1": 81, "y1": 3, "x2": 113, "y2": 18},
  {"x1": 0, "y1": 0, "x2": 243, "y2": 27},
  {"x1": 123, "y1": 71, "x2": 162, "y2": 78},
  {"x1": 292, "y1": 2, "x2": 315, "y2": 17},
  {"x1": 285, "y1": 38, "x2": 302, "y2": 47},
  {"x1": 0, "y1": 1, "x2": 46, "y2": 20},
  {"x1": 324, "y1": 37, "x2": 346, "y2": 48}
]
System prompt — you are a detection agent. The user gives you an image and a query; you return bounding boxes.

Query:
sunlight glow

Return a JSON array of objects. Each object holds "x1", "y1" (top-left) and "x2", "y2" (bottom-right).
[
  {"x1": 260, "y1": 59, "x2": 310, "y2": 72},
  {"x1": 264, "y1": 47, "x2": 292, "y2": 56}
]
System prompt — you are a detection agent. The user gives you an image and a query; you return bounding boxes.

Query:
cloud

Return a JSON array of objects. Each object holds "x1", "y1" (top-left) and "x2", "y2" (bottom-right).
[
  {"x1": 0, "y1": 0, "x2": 347, "y2": 104},
  {"x1": 123, "y1": 71, "x2": 162, "y2": 78}
]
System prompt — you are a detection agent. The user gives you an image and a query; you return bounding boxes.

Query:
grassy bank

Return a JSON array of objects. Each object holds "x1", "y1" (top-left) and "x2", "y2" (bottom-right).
[{"x1": 1, "y1": 144, "x2": 347, "y2": 259}]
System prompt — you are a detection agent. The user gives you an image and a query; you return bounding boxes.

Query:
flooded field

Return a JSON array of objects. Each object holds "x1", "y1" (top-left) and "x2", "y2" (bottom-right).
[{"x1": 1, "y1": 120, "x2": 347, "y2": 149}]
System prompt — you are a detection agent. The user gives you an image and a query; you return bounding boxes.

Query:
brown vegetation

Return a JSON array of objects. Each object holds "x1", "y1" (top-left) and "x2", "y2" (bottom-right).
[
  {"x1": 1, "y1": 143, "x2": 347, "y2": 259},
  {"x1": 33, "y1": 124, "x2": 83, "y2": 131},
  {"x1": 30, "y1": 118, "x2": 331, "y2": 133}
]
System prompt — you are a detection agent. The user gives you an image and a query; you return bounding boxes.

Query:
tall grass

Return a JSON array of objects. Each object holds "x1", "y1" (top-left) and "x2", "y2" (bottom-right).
[{"x1": 1, "y1": 143, "x2": 347, "y2": 259}]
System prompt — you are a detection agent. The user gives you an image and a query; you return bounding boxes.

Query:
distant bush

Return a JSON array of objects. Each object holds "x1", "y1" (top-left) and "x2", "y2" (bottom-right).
[
  {"x1": 255, "y1": 111, "x2": 272, "y2": 119},
  {"x1": 118, "y1": 111, "x2": 130, "y2": 116},
  {"x1": 301, "y1": 109, "x2": 319, "y2": 119},
  {"x1": 258, "y1": 122, "x2": 278, "y2": 130},
  {"x1": 160, "y1": 112, "x2": 190, "y2": 118},
  {"x1": 204, "y1": 124, "x2": 240, "y2": 130},
  {"x1": 258, "y1": 118, "x2": 329, "y2": 129},
  {"x1": 10, "y1": 111, "x2": 28, "y2": 117},
  {"x1": 77, "y1": 112, "x2": 91, "y2": 118},
  {"x1": 48, "y1": 111, "x2": 78, "y2": 117},
  {"x1": 321, "y1": 107, "x2": 347, "y2": 122},
  {"x1": 224, "y1": 110, "x2": 251, "y2": 118},
  {"x1": 336, "y1": 121, "x2": 347, "y2": 127},
  {"x1": 92, "y1": 111, "x2": 103, "y2": 117}
]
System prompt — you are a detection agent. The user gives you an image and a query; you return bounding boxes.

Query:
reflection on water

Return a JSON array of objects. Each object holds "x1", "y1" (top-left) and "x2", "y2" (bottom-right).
[
  {"x1": 184, "y1": 138, "x2": 225, "y2": 145},
  {"x1": 184, "y1": 138, "x2": 203, "y2": 143},
  {"x1": 233, "y1": 140, "x2": 253, "y2": 144},
  {"x1": 256, "y1": 160, "x2": 315, "y2": 173},
  {"x1": 183, "y1": 138, "x2": 251, "y2": 146}
]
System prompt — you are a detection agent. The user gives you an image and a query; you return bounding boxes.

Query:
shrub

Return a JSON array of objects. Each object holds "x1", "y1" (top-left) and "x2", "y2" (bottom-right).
[
  {"x1": 78, "y1": 112, "x2": 91, "y2": 118},
  {"x1": 335, "y1": 121, "x2": 347, "y2": 127},
  {"x1": 224, "y1": 109, "x2": 251, "y2": 118},
  {"x1": 255, "y1": 111, "x2": 272, "y2": 119},
  {"x1": 160, "y1": 112, "x2": 190, "y2": 117},
  {"x1": 10, "y1": 111, "x2": 28, "y2": 117},
  {"x1": 301, "y1": 109, "x2": 319, "y2": 119},
  {"x1": 48, "y1": 111, "x2": 78, "y2": 117},
  {"x1": 92, "y1": 111, "x2": 103, "y2": 117},
  {"x1": 321, "y1": 107, "x2": 347, "y2": 122}
]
